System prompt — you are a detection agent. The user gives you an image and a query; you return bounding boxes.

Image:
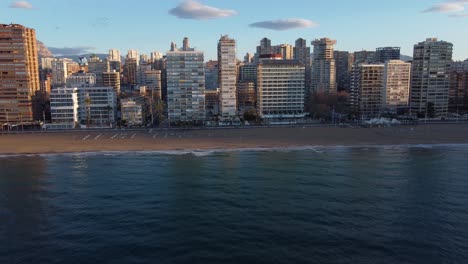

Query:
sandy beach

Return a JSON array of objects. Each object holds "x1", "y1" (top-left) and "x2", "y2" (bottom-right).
[{"x1": 0, "y1": 124, "x2": 468, "y2": 155}]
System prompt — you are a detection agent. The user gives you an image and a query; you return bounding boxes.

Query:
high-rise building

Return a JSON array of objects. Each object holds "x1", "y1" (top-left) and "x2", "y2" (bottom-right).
[
  {"x1": 354, "y1": 50, "x2": 376, "y2": 64},
  {"x1": 150, "y1": 52, "x2": 163, "y2": 62},
  {"x1": 0, "y1": 24, "x2": 40, "y2": 124},
  {"x1": 51, "y1": 58, "x2": 74, "y2": 87},
  {"x1": 244, "y1": 53, "x2": 254, "y2": 63},
  {"x1": 218, "y1": 35, "x2": 237, "y2": 118},
  {"x1": 257, "y1": 60, "x2": 305, "y2": 119},
  {"x1": 123, "y1": 58, "x2": 138, "y2": 86},
  {"x1": 166, "y1": 38, "x2": 205, "y2": 124},
  {"x1": 383, "y1": 60, "x2": 411, "y2": 111},
  {"x1": 376, "y1": 47, "x2": 401, "y2": 63},
  {"x1": 127, "y1": 50, "x2": 139, "y2": 61},
  {"x1": 205, "y1": 60, "x2": 219, "y2": 90},
  {"x1": 142, "y1": 70, "x2": 162, "y2": 100},
  {"x1": 277, "y1": 44, "x2": 294, "y2": 60},
  {"x1": 108, "y1": 49, "x2": 122, "y2": 73},
  {"x1": 448, "y1": 64, "x2": 468, "y2": 113},
  {"x1": 334, "y1": 51, "x2": 353, "y2": 92},
  {"x1": 311, "y1": 38, "x2": 337, "y2": 94},
  {"x1": 103, "y1": 71, "x2": 121, "y2": 94},
  {"x1": 237, "y1": 81, "x2": 256, "y2": 115},
  {"x1": 350, "y1": 64, "x2": 385, "y2": 119},
  {"x1": 410, "y1": 38, "x2": 453, "y2": 117},
  {"x1": 108, "y1": 49, "x2": 121, "y2": 62},
  {"x1": 88, "y1": 55, "x2": 109, "y2": 86},
  {"x1": 294, "y1": 38, "x2": 311, "y2": 94},
  {"x1": 255, "y1": 38, "x2": 274, "y2": 63}
]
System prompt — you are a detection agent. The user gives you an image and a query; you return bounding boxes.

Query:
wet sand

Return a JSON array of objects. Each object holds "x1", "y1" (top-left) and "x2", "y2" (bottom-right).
[{"x1": 1, "y1": 124, "x2": 468, "y2": 155}]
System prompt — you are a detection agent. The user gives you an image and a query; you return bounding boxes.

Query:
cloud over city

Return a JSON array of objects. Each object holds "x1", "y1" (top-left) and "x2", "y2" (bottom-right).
[
  {"x1": 249, "y1": 19, "x2": 318, "y2": 31},
  {"x1": 48, "y1": 46, "x2": 96, "y2": 56},
  {"x1": 169, "y1": 0, "x2": 237, "y2": 20},
  {"x1": 424, "y1": 0, "x2": 468, "y2": 17},
  {"x1": 8, "y1": 0, "x2": 33, "y2": 9}
]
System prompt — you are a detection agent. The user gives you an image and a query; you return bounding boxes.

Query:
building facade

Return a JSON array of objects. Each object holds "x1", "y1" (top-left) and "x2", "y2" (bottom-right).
[
  {"x1": 294, "y1": 38, "x2": 312, "y2": 95},
  {"x1": 0, "y1": 24, "x2": 40, "y2": 124},
  {"x1": 166, "y1": 38, "x2": 205, "y2": 124},
  {"x1": 311, "y1": 38, "x2": 337, "y2": 94},
  {"x1": 102, "y1": 71, "x2": 121, "y2": 94},
  {"x1": 410, "y1": 38, "x2": 453, "y2": 117},
  {"x1": 49, "y1": 87, "x2": 79, "y2": 129},
  {"x1": 383, "y1": 60, "x2": 411, "y2": 111},
  {"x1": 350, "y1": 64, "x2": 385, "y2": 119},
  {"x1": 334, "y1": 51, "x2": 353, "y2": 92},
  {"x1": 376, "y1": 47, "x2": 401, "y2": 63},
  {"x1": 218, "y1": 35, "x2": 237, "y2": 118},
  {"x1": 257, "y1": 60, "x2": 305, "y2": 119}
]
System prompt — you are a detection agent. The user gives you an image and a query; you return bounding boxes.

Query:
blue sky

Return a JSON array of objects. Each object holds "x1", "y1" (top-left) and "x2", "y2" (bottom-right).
[{"x1": 2, "y1": 0, "x2": 468, "y2": 60}]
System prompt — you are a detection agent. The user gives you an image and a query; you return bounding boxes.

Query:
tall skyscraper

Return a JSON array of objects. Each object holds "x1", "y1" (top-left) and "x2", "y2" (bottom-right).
[
  {"x1": 383, "y1": 60, "x2": 411, "y2": 111},
  {"x1": 218, "y1": 35, "x2": 237, "y2": 118},
  {"x1": 87, "y1": 55, "x2": 109, "y2": 86},
  {"x1": 294, "y1": 38, "x2": 311, "y2": 94},
  {"x1": 448, "y1": 63, "x2": 468, "y2": 113},
  {"x1": 334, "y1": 51, "x2": 353, "y2": 92},
  {"x1": 108, "y1": 49, "x2": 121, "y2": 62},
  {"x1": 166, "y1": 38, "x2": 205, "y2": 124},
  {"x1": 376, "y1": 47, "x2": 401, "y2": 63},
  {"x1": 277, "y1": 44, "x2": 294, "y2": 60},
  {"x1": 0, "y1": 24, "x2": 40, "y2": 124},
  {"x1": 410, "y1": 38, "x2": 453, "y2": 117},
  {"x1": 350, "y1": 64, "x2": 385, "y2": 119},
  {"x1": 123, "y1": 57, "x2": 138, "y2": 86},
  {"x1": 257, "y1": 60, "x2": 305, "y2": 119},
  {"x1": 205, "y1": 60, "x2": 219, "y2": 90},
  {"x1": 103, "y1": 71, "x2": 121, "y2": 94},
  {"x1": 311, "y1": 38, "x2": 337, "y2": 94},
  {"x1": 354, "y1": 50, "x2": 376, "y2": 64},
  {"x1": 127, "y1": 50, "x2": 139, "y2": 61}
]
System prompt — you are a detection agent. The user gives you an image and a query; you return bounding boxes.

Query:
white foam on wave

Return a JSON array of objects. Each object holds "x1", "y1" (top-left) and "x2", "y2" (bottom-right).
[{"x1": 1, "y1": 143, "x2": 468, "y2": 158}]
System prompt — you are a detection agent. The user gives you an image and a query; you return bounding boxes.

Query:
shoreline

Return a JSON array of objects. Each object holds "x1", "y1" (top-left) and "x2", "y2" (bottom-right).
[{"x1": 1, "y1": 124, "x2": 468, "y2": 155}]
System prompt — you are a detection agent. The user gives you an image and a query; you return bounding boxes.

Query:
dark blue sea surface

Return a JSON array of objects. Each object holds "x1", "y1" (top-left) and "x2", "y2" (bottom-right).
[{"x1": 1, "y1": 145, "x2": 468, "y2": 264}]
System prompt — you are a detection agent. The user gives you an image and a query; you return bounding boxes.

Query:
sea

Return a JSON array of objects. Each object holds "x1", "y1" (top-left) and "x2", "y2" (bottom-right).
[{"x1": 1, "y1": 145, "x2": 468, "y2": 264}]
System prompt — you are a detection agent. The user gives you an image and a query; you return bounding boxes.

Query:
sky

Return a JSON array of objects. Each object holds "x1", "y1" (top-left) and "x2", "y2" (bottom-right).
[{"x1": 2, "y1": 0, "x2": 468, "y2": 60}]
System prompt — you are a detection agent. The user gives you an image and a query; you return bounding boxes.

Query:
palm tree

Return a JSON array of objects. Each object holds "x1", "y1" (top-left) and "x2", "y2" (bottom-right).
[{"x1": 106, "y1": 105, "x2": 113, "y2": 128}]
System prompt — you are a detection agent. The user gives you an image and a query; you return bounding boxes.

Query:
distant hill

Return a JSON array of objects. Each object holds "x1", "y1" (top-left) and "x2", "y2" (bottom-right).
[
  {"x1": 400, "y1": 54, "x2": 413, "y2": 62},
  {"x1": 37, "y1": 40, "x2": 53, "y2": 58}
]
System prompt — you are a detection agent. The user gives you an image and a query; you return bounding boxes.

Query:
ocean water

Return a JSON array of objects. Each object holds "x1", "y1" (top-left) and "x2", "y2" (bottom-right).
[{"x1": 1, "y1": 145, "x2": 468, "y2": 264}]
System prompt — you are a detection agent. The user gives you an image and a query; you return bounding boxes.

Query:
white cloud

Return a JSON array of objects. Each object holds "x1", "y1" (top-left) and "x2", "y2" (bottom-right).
[
  {"x1": 169, "y1": 0, "x2": 237, "y2": 20},
  {"x1": 48, "y1": 46, "x2": 96, "y2": 56},
  {"x1": 249, "y1": 19, "x2": 318, "y2": 31},
  {"x1": 9, "y1": 0, "x2": 33, "y2": 9},
  {"x1": 424, "y1": 2, "x2": 465, "y2": 13},
  {"x1": 449, "y1": 12, "x2": 468, "y2": 17}
]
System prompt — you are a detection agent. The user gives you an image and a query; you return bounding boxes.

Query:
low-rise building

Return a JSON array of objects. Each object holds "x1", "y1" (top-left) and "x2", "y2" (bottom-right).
[{"x1": 121, "y1": 98, "x2": 145, "y2": 126}]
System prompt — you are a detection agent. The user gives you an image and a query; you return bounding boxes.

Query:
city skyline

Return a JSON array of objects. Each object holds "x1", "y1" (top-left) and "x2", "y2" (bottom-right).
[{"x1": 2, "y1": 0, "x2": 468, "y2": 60}]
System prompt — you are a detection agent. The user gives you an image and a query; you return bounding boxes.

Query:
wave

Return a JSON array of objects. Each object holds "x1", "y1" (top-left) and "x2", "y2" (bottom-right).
[{"x1": 1, "y1": 143, "x2": 468, "y2": 158}]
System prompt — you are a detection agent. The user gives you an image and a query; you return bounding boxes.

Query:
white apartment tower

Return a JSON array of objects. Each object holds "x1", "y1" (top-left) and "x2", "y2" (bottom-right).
[
  {"x1": 257, "y1": 60, "x2": 306, "y2": 119},
  {"x1": 410, "y1": 38, "x2": 453, "y2": 117},
  {"x1": 218, "y1": 35, "x2": 237, "y2": 118},
  {"x1": 166, "y1": 38, "x2": 205, "y2": 124}
]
